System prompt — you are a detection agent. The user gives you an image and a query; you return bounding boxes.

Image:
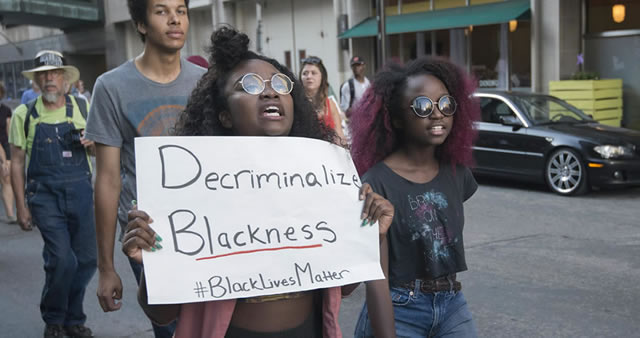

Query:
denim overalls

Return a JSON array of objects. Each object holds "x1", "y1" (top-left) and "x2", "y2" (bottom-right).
[{"x1": 25, "y1": 95, "x2": 97, "y2": 326}]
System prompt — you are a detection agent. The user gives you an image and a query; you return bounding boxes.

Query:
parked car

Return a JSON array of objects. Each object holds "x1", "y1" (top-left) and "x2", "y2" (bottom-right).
[{"x1": 472, "y1": 90, "x2": 640, "y2": 196}]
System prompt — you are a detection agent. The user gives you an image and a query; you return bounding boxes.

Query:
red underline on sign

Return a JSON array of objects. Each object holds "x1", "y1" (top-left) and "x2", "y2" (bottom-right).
[{"x1": 195, "y1": 244, "x2": 324, "y2": 261}]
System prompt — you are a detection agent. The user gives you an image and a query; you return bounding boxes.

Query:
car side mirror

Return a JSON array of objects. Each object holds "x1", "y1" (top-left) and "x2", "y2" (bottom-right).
[{"x1": 499, "y1": 115, "x2": 523, "y2": 128}]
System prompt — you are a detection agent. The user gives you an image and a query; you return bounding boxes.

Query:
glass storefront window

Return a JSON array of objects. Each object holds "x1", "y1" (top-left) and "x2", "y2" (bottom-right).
[
  {"x1": 0, "y1": 60, "x2": 36, "y2": 101},
  {"x1": 471, "y1": 22, "x2": 531, "y2": 89},
  {"x1": 14, "y1": 62, "x2": 26, "y2": 99},
  {"x1": 3, "y1": 64, "x2": 16, "y2": 101}
]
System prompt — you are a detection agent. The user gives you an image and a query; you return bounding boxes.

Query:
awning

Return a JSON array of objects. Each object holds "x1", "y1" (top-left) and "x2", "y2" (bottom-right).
[{"x1": 339, "y1": 0, "x2": 530, "y2": 39}]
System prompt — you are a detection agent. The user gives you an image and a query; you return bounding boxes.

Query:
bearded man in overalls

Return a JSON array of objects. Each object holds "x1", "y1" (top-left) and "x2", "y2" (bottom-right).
[{"x1": 9, "y1": 50, "x2": 96, "y2": 338}]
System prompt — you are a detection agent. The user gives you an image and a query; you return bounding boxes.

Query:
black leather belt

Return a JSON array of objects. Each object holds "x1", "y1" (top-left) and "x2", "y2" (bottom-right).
[{"x1": 399, "y1": 275, "x2": 461, "y2": 293}]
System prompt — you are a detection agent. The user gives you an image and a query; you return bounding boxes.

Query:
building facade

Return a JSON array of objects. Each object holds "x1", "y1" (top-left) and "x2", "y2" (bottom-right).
[{"x1": 1, "y1": 0, "x2": 638, "y2": 129}]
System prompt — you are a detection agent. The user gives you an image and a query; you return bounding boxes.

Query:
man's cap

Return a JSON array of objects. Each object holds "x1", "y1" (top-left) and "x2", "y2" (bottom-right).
[
  {"x1": 22, "y1": 50, "x2": 80, "y2": 83},
  {"x1": 350, "y1": 56, "x2": 365, "y2": 65}
]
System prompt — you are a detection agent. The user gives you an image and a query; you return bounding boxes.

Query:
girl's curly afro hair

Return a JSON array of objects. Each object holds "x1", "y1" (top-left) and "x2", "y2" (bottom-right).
[
  {"x1": 349, "y1": 56, "x2": 480, "y2": 175},
  {"x1": 174, "y1": 26, "x2": 334, "y2": 142}
]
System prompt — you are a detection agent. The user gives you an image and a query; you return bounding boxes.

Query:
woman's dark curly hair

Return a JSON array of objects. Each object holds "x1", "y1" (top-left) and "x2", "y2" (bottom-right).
[
  {"x1": 175, "y1": 26, "x2": 334, "y2": 142},
  {"x1": 350, "y1": 56, "x2": 480, "y2": 175}
]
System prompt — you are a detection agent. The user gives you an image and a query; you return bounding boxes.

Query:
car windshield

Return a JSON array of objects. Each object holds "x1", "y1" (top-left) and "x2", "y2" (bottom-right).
[{"x1": 510, "y1": 95, "x2": 594, "y2": 125}]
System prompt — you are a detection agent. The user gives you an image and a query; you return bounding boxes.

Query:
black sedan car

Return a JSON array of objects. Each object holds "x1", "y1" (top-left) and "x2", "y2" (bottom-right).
[{"x1": 472, "y1": 91, "x2": 640, "y2": 196}]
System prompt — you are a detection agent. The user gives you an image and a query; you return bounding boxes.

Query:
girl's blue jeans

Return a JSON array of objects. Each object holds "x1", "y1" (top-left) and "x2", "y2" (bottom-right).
[{"x1": 355, "y1": 283, "x2": 477, "y2": 338}]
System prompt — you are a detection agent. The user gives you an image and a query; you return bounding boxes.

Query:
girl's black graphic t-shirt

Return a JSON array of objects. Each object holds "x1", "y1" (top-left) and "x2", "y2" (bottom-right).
[{"x1": 362, "y1": 162, "x2": 477, "y2": 286}]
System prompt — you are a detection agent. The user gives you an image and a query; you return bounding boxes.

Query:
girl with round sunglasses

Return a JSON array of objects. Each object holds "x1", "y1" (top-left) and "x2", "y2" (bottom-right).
[
  {"x1": 120, "y1": 26, "x2": 394, "y2": 337},
  {"x1": 349, "y1": 57, "x2": 480, "y2": 337},
  {"x1": 300, "y1": 56, "x2": 347, "y2": 145}
]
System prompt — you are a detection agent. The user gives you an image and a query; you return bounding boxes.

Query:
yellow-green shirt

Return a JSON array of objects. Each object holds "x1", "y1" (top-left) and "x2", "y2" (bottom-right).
[{"x1": 9, "y1": 96, "x2": 91, "y2": 167}]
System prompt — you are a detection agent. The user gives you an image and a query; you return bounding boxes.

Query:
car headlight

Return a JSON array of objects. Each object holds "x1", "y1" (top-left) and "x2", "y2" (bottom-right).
[{"x1": 593, "y1": 145, "x2": 633, "y2": 159}]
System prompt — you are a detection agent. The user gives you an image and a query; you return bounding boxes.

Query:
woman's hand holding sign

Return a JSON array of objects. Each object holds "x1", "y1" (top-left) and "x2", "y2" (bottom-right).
[
  {"x1": 359, "y1": 183, "x2": 394, "y2": 238},
  {"x1": 123, "y1": 201, "x2": 163, "y2": 265},
  {"x1": 341, "y1": 183, "x2": 395, "y2": 298}
]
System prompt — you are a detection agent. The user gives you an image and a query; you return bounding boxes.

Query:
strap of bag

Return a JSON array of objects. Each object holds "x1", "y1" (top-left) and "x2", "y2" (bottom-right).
[
  {"x1": 23, "y1": 98, "x2": 38, "y2": 139},
  {"x1": 74, "y1": 96, "x2": 88, "y2": 120},
  {"x1": 348, "y1": 78, "x2": 355, "y2": 109}
]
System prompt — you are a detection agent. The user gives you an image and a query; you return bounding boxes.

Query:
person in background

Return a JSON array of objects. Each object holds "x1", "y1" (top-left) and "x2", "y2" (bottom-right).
[
  {"x1": 340, "y1": 56, "x2": 370, "y2": 119},
  {"x1": 300, "y1": 56, "x2": 346, "y2": 145},
  {"x1": 350, "y1": 57, "x2": 481, "y2": 337},
  {"x1": 84, "y1": 0, "x2": 205, "y2": 337},
  {"x1": 75, "y1": 80, "x2": 91, "y2": 103},
  {"x1": 10, "y1": 49, "x2": 96, "y2": 338},
  {"x1": 0, "y1": 82, "x2": 16, "y2": 223},
  {"x1": 20, "y1": 80, "x2": 41, "y2": 104}
]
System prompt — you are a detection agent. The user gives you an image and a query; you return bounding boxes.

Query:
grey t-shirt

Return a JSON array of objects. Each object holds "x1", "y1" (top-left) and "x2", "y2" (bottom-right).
[{"x1": 85, "y1": 58, "x2": 205, "y2": 234}]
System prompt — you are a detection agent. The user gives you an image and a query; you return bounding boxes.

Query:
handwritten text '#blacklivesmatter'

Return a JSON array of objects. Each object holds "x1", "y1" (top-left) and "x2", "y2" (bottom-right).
[
  {"x1": 158, "y1": 145, "x2": 362, "y2": 191},
  {"x1": 194, "y1": 262, "x2": 350, "y2": 299}
]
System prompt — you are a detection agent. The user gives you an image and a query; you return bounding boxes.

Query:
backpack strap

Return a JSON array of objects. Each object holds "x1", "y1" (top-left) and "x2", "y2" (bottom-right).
[
  {"x1": 23, "y1": 98, "x2": 39, "y2": 140},
  {"x1": 348, "y1": 78, "x2": 355, "y2": 109},
  {"x1": 74, "y1": 96, "x2": 88, "y2": 120}
]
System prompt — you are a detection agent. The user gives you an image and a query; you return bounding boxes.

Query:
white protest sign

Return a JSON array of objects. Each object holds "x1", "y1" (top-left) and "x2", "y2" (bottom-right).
[{"x1": 135, "y1": 136, "x2": 384, "y2": 304}]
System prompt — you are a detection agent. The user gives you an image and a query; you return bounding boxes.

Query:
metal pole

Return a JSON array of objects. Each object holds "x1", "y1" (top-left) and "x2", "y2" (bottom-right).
[
  {"x1": 466, "y1": 0, "x2": 471, "y2": 73},
  {"x1": 256, "y1": 2, "x2": 263, "y2": 54},
  {"x1": 531, "y1": 0, "x2": 541, "y2": 92},
  {"x1": 499, "y1": 23, "x2": 511, "y2": 90},
  {"x1": 430, "y1": 0, "x2": 436, "y2": 56},
  {"x1": 398, "y1": 0, "x2": 404, "y2": 63},
  {"x1": 376, "y1": 0, "x2": 386, "y2": 69},
  {"x1": 290, "y1": 0, "x2": 298, "y2": 74}
]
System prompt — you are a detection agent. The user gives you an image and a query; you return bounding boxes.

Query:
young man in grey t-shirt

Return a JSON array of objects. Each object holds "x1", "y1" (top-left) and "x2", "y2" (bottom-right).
[{"x1": 84, "y1": 1, "x2": 205, "y2": 337}]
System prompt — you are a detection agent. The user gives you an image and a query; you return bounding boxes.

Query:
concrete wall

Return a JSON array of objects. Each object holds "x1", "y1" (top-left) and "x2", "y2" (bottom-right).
[
  {"x1": 585, "y1": 34, "x2": 640, "y2": 130},
  {"x1": 558, "y1": 0, "x2": 581, "y2": 80},
  {"x1": 184, "y1": 6, "x2": 213, "y2": 57},
  {"x1": 0, "y1": 26, "x2": 63, "y2": 46},
  {"x1": 233, "y1": 0, "x2": 343, "y2": 93},
  {"x1": 531, "y1": 0, "x2": 581, "y2": 93},
  {"x1": 104, "y1": 0, "x2": 130, "y2": 24}
]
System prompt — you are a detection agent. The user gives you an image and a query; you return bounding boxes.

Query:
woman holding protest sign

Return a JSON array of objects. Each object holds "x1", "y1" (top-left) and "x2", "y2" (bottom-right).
[
  {"x1": 299, "y1": 56, "x2": 346, "y2": 145},
  {"x1": 349, "y1": 57, "x2": 480, "y2": 337},
  {"x1": 122, "y1": 26, "x2": 394, "y2": 338}
]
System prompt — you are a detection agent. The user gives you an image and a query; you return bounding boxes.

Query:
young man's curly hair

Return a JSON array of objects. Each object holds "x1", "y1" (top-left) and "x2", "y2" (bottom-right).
[
  {"x1": 349, "y1": 57, "x2": 480, "y2": 175},
  {"x1": 127, "y1": 0, "x2": 191, "y2": 42},
  {"x1": 174, "y1": 26, "x2": 335, "y2": 142}
]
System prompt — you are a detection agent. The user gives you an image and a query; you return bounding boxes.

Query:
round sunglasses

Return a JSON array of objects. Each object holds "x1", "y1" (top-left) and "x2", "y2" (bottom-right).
[
  {"x1": 409, "y1": 95, "x2": 457, "y2": 118},
  {"x1": 239, "y1": 73, "x2": 294, "y2": 96}
]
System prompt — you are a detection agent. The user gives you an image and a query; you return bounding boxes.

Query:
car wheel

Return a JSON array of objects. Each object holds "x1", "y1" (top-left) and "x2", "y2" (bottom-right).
[{"x1": 545, "y1": 148, "x2": 589, "y2": 196}]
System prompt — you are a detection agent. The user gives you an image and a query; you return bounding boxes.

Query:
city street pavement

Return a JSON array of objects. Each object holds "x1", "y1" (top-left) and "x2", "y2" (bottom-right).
[
  {"x1": 461, "y1": 178, "x2": 640, "y2": 337},
  {"x1": 0, "y1": 220, "x2": 155, "y2": 338},
  {"x1": 1, "y1": 179, "x2": 639, "y2": 337}
]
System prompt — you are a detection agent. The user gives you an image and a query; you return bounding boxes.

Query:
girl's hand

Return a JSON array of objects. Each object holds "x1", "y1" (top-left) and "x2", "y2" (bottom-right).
[
  {"x1": 122, "y1": 204, "x2": 162, "y2": 264},
  {"x1": 359, "y1": 183, "x2": 394, "y2": 236}
]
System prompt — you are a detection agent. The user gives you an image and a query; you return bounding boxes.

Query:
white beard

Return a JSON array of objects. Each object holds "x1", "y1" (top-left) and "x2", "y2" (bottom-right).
[{"x1": 42, "y1": 92, "x2": 61, "y2": 103}]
